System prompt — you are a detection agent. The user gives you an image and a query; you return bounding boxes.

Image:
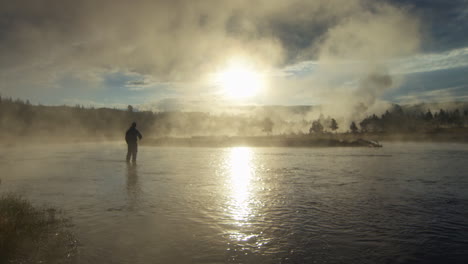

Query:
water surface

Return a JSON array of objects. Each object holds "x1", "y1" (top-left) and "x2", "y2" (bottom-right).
[{"x1": 1, "y1": 142, "x2": 467, "y2": 263}]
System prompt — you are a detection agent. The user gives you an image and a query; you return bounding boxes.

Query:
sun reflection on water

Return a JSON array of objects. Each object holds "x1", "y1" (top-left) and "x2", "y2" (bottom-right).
[
  {"x1": 223, "y1": 147, "x2": 272, "y2": 253},
  {"x1": 226, "y1": 147, "x2": 255, "y2": 224}
]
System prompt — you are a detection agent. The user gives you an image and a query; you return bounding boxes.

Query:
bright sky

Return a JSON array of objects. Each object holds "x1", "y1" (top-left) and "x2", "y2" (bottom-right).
[{"x1": 1, "y1": 0, "x2": 467, "y2": 111}]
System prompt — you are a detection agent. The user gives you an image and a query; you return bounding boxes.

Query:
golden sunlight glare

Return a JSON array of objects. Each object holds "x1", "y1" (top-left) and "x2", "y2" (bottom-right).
[
  {"x1": 223, "y1": 147, "x2": 255, "y2": 224},
  {"x1": 214, "y1": 60, "x2": 264, "y2": 100}
]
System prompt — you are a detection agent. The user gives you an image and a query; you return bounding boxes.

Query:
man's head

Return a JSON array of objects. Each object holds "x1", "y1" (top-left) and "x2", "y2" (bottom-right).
[{"x1": 131, "y1": 122, "x2": 137, "y2": 128}]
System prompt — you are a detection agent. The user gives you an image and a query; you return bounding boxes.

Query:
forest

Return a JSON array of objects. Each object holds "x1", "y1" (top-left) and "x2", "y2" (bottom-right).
[
  {"x1": 1, "y1": 95, "x2": 468, "y2": 143},
  {"x1": 309, "y1": 104, "x2": 468, "y2": 134}
]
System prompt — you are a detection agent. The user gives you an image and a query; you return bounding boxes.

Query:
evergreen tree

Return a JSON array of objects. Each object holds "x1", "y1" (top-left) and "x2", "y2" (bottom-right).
[
  {"x1": 330, "y1": 118, "x2": 338, "y2": 132},
  {"x1": 452, "y1": 109, "x2": 462, "y2": 127},
  {"x1": 350, "y1": 121, "x2": 358, "y2": 133},
  {"x1": 309, "y1": 120, "x2": 324, "y2": 134},
  {"x1": 261, "y1": 117, "x2": 274, "y2": 134},
  {"x1": 424, "y1": 110, "x2": 433, "y2": 121}
]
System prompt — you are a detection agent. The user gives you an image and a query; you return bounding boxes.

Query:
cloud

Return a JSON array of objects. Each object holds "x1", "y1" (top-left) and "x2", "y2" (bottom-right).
[
  {"x1": 317, "y1": 4, "x2": 421, "y2": 62},
  {"x1": 125, "y1": 76, "x2": 160, "y2": 91},
  {"x1": 0, "y1": 0, "x2": 425, "y2": 110},
  {"x1": 396, "y1": 85, "x2": 468, "y2": 104},
  {"x1": 139, "y1": 97, "x2": 230, "y2": 113},
  {"x1": 267, "y1": 2, "x2": 421, "y2": 121},
  {"x1": 394, "y1": 0, "x2": 468, "y2": 52},
  {"x1": 389, "y1": 47, "x2": 468, "y2": 75}
]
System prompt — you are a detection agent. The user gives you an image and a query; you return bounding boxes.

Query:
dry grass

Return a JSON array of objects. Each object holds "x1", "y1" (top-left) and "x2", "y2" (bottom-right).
[{"x1": 0, "y1": 194, "x2": 78, "y2": 263}]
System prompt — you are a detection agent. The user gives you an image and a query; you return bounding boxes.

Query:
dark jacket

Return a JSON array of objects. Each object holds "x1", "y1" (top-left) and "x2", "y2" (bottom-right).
[{"x1": 125, "y1": 127, "x2": 142, "y2": 144}]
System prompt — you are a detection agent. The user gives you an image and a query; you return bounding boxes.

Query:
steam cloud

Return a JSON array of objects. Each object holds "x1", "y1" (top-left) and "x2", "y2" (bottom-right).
[{"x1": 0, "y1": 0, "x2": 422, "y2": 125}]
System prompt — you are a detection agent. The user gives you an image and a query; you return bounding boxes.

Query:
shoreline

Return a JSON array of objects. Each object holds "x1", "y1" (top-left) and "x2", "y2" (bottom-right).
[
  {"x1": 143, "y1": 136, "x2": 383, "y2": 148},
  {"x1": 2, "y1": 130, "x2": 468, "y2": 148}
]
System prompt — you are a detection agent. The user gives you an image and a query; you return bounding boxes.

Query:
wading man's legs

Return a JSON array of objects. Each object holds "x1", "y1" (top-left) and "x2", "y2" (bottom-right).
[{"x1": 126, "y1": 143, "x2": 138, "y2": 162}]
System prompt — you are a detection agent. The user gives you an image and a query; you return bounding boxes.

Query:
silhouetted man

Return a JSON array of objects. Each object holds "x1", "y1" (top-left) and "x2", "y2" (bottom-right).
[{"x1": 125, "y1": 122, "x2": 142, "y2": 163}]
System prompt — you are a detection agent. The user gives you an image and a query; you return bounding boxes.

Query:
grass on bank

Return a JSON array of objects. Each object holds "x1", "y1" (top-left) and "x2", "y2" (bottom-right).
[{"x1": 0, "y1": 194, "x2": 78, "y2": 264}]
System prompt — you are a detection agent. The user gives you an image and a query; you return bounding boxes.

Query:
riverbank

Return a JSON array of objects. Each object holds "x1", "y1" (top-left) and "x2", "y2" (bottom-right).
[
  {"x1": 0, "y1": 195, "x2": 78, "y2": 263},
  {"x1": 144, "y1": 135, "x2": 383, "y2": 147},
  {"x1": 142, "y1": 128, "x2": 468, "y2": 147},
  {"x1": 2, "y1": 127, "x2": 468, "y2": 148}
]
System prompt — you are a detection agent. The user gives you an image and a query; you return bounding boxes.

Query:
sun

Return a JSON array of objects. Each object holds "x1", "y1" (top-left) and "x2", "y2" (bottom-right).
[{"x1": 214, "y1": 60, "x2": 264, "y2": 100}]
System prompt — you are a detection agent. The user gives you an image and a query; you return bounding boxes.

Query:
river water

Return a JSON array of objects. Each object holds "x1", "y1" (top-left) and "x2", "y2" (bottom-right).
[{"x1": 1, "y1": 142, "x2": 467, "y2": 263}]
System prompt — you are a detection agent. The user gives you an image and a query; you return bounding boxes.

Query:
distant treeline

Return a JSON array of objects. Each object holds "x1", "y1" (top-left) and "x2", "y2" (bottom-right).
[
  {"x1": 0, "y1": 97, "x2": 282, "y2": 139},
  {"x1": 1, "y1": 96, "x2": 468, "y2": 141},
  {"x1": 356, "y1": 105, "x2": 468, "y2": 133}
]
